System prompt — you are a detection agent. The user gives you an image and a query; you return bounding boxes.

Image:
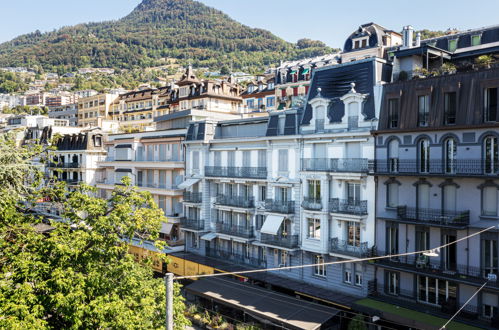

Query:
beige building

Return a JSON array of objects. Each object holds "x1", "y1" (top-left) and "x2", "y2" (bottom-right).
[{"x1": 77, "y1": 93, "x2": 118, "y2": 128}]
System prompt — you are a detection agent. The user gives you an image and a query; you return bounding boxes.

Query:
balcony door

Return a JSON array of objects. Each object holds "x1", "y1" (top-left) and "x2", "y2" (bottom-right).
[
  {"x1": 419, "y1": 139, "x2": 430, "y2": 173},
  {"x1": 442, "y1": 234, "x2": 457, "y2": 271},
  {"x1": 417, "y1": 184, "x2": 430, "y2": 211},
  {"x1": 228, "y1": 151, "x2": 235, "y2": 167},
  {"x1": 388, "y1": 139, "x2": 399, "y2": 172},
  {"x1": 484, "y1": 136, "x2": 498, "y2": 174},
  {"x1": 442, "y1": 185, "x2": 456, "y2": 213},
  {"x1": 444, "y1": 138, "x2": 457, "y2": 174}
]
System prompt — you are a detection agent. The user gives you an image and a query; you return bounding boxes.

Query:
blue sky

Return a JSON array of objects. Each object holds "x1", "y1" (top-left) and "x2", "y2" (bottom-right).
[{"x1": 1, "y1": 0, "x2": 499, "y2": 48}]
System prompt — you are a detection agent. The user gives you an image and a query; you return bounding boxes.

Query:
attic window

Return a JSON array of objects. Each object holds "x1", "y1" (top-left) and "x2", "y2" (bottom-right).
[
  {"x1": 472, "y1": 34, "x2": 481, "y2": 46},
  {"x1": 354, "y1": 40, "x2": 360, "y2": 49},
  {"x1": 448, "y1": 39, "x2": 458, "y2": 52},
  {"x1": 362, "y1": 39, "x2": 367, "y2": 48},
  {"x1": 94, "y1": 136, "x2": 102, "y2": 147}
]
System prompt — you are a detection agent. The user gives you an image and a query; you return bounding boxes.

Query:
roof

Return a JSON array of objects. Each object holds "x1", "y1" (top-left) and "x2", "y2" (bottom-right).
[
  {"x1": 186, "y1": 277, "x2": 339, "y2": 330},
  {"x1": 343, "y1": 22, "x2": 394, "y2": 53}
]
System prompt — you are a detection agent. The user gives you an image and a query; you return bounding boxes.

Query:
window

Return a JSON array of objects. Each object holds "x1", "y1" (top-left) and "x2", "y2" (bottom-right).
[
  {"x1": 190, "y1": 233, "x2": 199, "y2": 248},
  {"x1": 314, "y1": 255, "x2": 326, "y2": 277},
  {"x1": 484, "y1": 136, "x2": 499, "y2": 174},
  {"x1": 214, "y1": 151, "x2": 221, "y2": 167},
  {"x1": 242, "y1": 150, "x2": 251, "y2": 167},
  {"x1": 243, "y1": 243, "x2": 251, "y2": 259},
  {"x1": 472, "y1": 35, "x2": 482, "y2": 46},
  {"x1": 415, "y1": 229, "x2": 429, "y2": 259},
  {"x1": 485, "y1": 87, "x2": 498, "y2": 122},
  {"x1": 443, "y1": 235, "x2": 457, "y2": 271},
  {"x1": 354, "y1": 264, "x2": 362, "y2": 286},
  {"x1": 192, "y1": 151, "x2": 199, "y2": 170},
  {"x1": 444, "y1": 92, "x2": 457, "y2": 125},
  {"x1": 247, "y1": 100, "x2": 255, "y2": 109},
  {"x1": 484, "y1": 304, "x2": 498, "y2": 319},
  {"x1": 277, "y1": 187, "x2": 289, "y2": 202},
  {"x1": 255, "y1": 215, "x2": 265, "y2": 230},
  {"x1": 347, "y1": 221, "x2": 361, "y2": 247},
  {"x1": 387, "y1": 182, "x2": 399, "y2": 208},
  {"x1": 418, "y1": 95, "x2": 429, "y2": 126},
  {"x1": 307, "y1": 218, "x2": 321, "y2": 239},
  {"x1": 258, "y1": 150, "x2": 266, "y2": 168},
  {"x1": 347, "y1": 183, "x2": 361, "y2": 202},
  {"x1": 418, "y1": 276, "x2": 456, "y2": 306},
  {"x1": 419, "y1": 139, "x2": 430, "y2": 173},
  {"x1": 361, "y1": 39, "x2": 367, "y2": 48},
  {"x1": 344, "y1": 264, "x2": 352, "y2": 283},
  {"x1": 448, "y1": 39, "x2": 458, "y2": 52},
  {"x1": 266, "y1": 97, "x2": 275, "y2": 108},
  {"x1": 483, "y1": 292, "x2": 498, "y2": 318},
  {"x1": 259, "y1": 186, "x2": 267, "y2": 201},
  {"x1": 387, "y1": 271, "x2": 399, "y2": 295},
  {"x1": 388, "y1": 139, "x2": 399, "y2": 172},
  {"x1": 247, "y1": 85, "x2": 255, "y2": 93},
  {"x1": 417, "y1": 183, "x2": 430, "y2": 210},
  {"x1": 482, "y1": 239, "x2": 498, "y2": 276},
  {"x1": 279, "y1": 250, "x2": 288, "y2": 267},
  {"x1": 179, "y1": 87, "x2": 189, "y2": 98},
  {"x1": 308, "y1": 180, "x2": 321, "y2": 201},
  {"x1": 388, "y1": 98, "x2": 399, "y2": 128},
  {"x1": 354, "y1": 40, "x2": 360, "y2": 49},
  {"x1": 386, "y1": 226, "x2": 399, "y2": 255},
  {"x1": 482, "y1": 186, "x2": 498, "y2": 216},
  {"x1": 443, "y1": 185, "x2": 457, "y2": 212},
  {"x1": 268, "y1": 82, "x2": 274, "y2": 90},
  {"x1": 278, "y1": 149, "x2": 288, "y2": 172},
  {"x1": 444, "y1": 138, "x2": 457, "y2": 174}
]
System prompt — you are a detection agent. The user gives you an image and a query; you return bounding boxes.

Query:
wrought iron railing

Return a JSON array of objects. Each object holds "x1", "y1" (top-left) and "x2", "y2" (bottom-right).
[
  {"x1": 215, "y1": 222, "x2": 255, "y2": 238},
  {"x1": 330, "y1": 238, "x2": 369, "y2": 258},
  {"x1": 265, "y1": 199, "x2": 295, "y2": 214},
  {"x1": 374, "y1": 159, "x2": 499, "y2": 176},
  {"x1": 396, "y1": 206, "x2": 469, "y2": 227},
  {"x1": 48, "y1": 162, "x2": 80, "y2": 168},
  {"x1": 183, "y1": 192, "x2": 202, "y2": 203},
  {"x1": 302, "y1": 158, "x2": 370, "y2": 172},
  {"x1": 301, "y1": 197, "x2": 322, "y2": 211},
  {"x1": 260, "y1": 233, "x2": 299, "y2": 249},
  {"x1": 216, "y1": 195, "x2": 254, "y2": 208},
  {"x1": 329, "y1": 198, "x2": 368, "y2": 215},
  {"x1": 179, "y1": 218, "x2": 204, "y2": 231},
  {"x1": 206, "y1": 249, "x2": 266, "y2": 268},
  {"x1": 205, "y1": 166, "x2": 267, "y2": 179}
]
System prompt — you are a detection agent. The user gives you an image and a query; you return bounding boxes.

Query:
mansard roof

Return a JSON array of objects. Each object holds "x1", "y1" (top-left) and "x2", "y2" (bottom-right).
[{"x1": 343, "y1": 23, "x2": 397, "y2": 53}]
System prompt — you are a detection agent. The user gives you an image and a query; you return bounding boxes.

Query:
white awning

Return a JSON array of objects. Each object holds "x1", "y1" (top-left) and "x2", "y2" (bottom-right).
[
  {"x1": 161, "y1": 222, "x2": 174, "y2": 234},
  {"x1": 178, "y1": 178, "x2": 200, "y2": 189},
  {"x1": 201, "y1": 232, "x2": 217, "y2": 241},
  {"x1": 260, "y1": 215, "x2": 285, "y2": 235}
]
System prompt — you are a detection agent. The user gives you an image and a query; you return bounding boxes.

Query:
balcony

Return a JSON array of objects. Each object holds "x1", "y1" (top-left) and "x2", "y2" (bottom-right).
[
  {"x1": 216, "y1": 222, "x2": 255, "y2": 238},
  {"x1": 137, "y1": 183, "x2": 180, "y2": 190},
  {"x1": 183, "y1": 192, "x2": 202, "y2": 203},
  {"x1": 205, "y1": 166, "x2": 267, "y2": 179},
  {"x1": 302, "y1": 158, "x2": 370, "y2": 173},
  {"x1": 374, "y1": 159, "x2": 499, "y2": 177},
  {"x1": 48, "y1": 162, "x2": 80, "y2": 168},
  {"x1": 206, "y1": 248, "x2": 266, "y2": 268},
  {"x1": 265, "y1": 199, "x2": 295, "y2": 214},
  {"x1": 216, "y1": 194, "x2": 255, "y2": 208},
  {"x1": 62, "y1": 179, "x2": 79, "y2": 185},
  {"x1": 375, "y1": 251, "x2": 498, "y2": 288},
  {"x1": 396, "y1": 206, "x2": 469, "y2": 228},
  {"x1": 260, "y1": 233, "x2": 299, "y2": 249},
  {"x1": 330, "y1": 238, "x2": 370, "y2": 258},
  {"x1": 180, "y1": 217, "x2": 204, "y2": 231},
  {"x1": 329, "y1": 198, "x2": 368, "y2": 215},
  {"x1": 301, "y1": 197, "x2": 322, "y2": 211}
]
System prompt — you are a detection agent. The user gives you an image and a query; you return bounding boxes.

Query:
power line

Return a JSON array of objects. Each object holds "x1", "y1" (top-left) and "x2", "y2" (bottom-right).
[{"x1": 174, "y1": 225, "x2": 495, "y2": 280}]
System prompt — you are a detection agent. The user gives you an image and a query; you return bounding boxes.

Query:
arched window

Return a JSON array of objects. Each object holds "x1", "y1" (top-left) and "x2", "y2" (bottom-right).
[
  {"x1": 388, "y1": 139, "x2": 399, "y2": 172},
  {"x1": 444, "y1": 138, "x2": 457, "y2": 174},
  {"x1": 419, "y1": 138, "x2": 430, "y2": 173},
  {"x1": 484, "y1": 136, "x2": 498, "y2": 174}
]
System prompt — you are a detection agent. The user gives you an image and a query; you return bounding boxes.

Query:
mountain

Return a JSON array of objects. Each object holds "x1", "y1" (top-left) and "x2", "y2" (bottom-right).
[{"x1": 0, "y1": 0, "x2": 334, "y2": 72}]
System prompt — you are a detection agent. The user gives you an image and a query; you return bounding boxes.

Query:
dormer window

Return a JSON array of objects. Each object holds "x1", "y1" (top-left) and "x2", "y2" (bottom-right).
[
  {"x1": 247, "y1": 85, "x2": 255, "y2": 93},
  {"x1": 302, "y1": 68, "x2": 310, "y2": 81},
  {"x1": 258, "y1": 84, "x2": 264, "y2": 91},
  {"x1": 354, "y1": 40, "x2": 360, "y2": 49},
  {"x1": 268, "y1": 82, "x2": 274, "y2": 90},
  {"x1": 472, "y1": 34, "x2": 481, "y2": 46},
  {"x1": 290, "y1": 70, "x2": 298, "y2": 83},
  {"x1": 362, "y1": 39, "x2": 367, "y2": 48},
  {"x1": 179, "y1": 87, "x2": 189, "y2": 98},
  {"x1": 448, "y1": 39, "x2": 458, "y2": 52}
]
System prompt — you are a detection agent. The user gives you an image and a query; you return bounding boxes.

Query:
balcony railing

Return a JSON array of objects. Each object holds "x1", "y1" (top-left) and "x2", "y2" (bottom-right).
[
  {"x1": 265, "y1": 199, "x2": 295, "y2": 214},
  {"x1": 137, "y1": 183, "x2": 179, "y2": 190},
  {"x1": 375, "y1": 250, "x2": 499, "y2": 288},
  {"x1": 48, "y1": 162, "x2": 80, "y2": 168},
  {"x1": 215, "y1": 222, "x2": 254, "y2": 238},
  {"x1": 375, "y1": 159, "x2": 499, "y2": 177},
  {"x1": 330, "y1": 238, "x2": 370, "y2": 258},
  {"x1": 260, "y1": 233, "x2": 299, "y2": 249},
  {"x1": 301, "y1": 197, "x2": 322, "y2": 211},
  {"x1": 205, "y1": 166, "x2": 267, "y2": 179},
  {"x1": 329, "y1": 198, "x2": 368, "y2": 215},
  {"x1": 302, "y1": 158, "x2": 370, "y2": 173},
  {"x1": 62, "y1": 179, "x2": 79, "y2": 185},
  {"x1": 180, "y1": 218, "x2": 204, "y2": 231},
  {"x1": 183, "y1": 192, "x2": 202, "y2": 203},
  {"x1": 216, "y1": 195, "x2": 255, "y2": 208},
  {"x1": 206, "y1": 249, "x2": 266, "y2": 268},
  {"x1": 396, "y1": 206, "x2": 469, "y2": 227}
]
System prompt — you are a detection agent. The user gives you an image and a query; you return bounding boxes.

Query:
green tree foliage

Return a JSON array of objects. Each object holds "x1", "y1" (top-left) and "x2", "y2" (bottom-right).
[
  {"x1": 0, "y1": 71, "x2": 28, "y2": 93},
  {"x1": 0, "y1": 0, "x2": 335, "y2": 73},
  {"x1": 347, "y1": 314, "x2": 367, "y2": 330},
  {"x1": 296, "y1": 38, "x2": 327, "y2": 49},
  {"x1": 415, "y1": 29, "x2": 450, "y2": 40},
  {"x1": 0, "y1": 133, "x2": 189, "y2": 329}
]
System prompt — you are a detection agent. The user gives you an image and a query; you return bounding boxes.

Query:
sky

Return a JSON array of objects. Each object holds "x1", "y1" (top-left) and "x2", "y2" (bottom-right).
[{"x1": 1, "y1": 0, "x2": 499, "y2": 48}]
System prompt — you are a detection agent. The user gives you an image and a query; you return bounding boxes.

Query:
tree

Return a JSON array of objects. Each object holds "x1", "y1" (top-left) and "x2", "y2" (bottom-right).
[
  {"x1": 296, "y1": 38, "x2": 327, "y2": 49},
  {"x1": 220, "y1": 65, "x2": 231, "y2": 75},
  {"x1": 347, "y1": 314, "x2": 367, "y2": 330},
  {"x1": 0, "y1": 132, "x2": 189, "y2": 329}
]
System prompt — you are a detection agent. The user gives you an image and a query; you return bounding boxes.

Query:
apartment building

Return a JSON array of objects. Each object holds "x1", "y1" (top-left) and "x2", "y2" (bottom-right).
[
  {"x1": 96, "y1": 129, "x2": 186, "y2": 252},
  {"x1": 48, "y1": 104, "x2": 78, "y2": 126},
  {"x1": 47, "y1": 130, "x2": 106, "y2": 187},
  {"x1": 77, "y1": 93, "x2": 118, "y2": 128},
  {"x1": 241, "y1": 75, "x2": 276, "y2": 113},
  {"x1": 368, "y1": 24, "x2": 499, "y2": 329}
]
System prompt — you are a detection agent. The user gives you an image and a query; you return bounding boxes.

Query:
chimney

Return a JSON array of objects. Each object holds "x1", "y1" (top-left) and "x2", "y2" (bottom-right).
[
  {"x1": 402, "y1": 25, "x2": 414, "y2": 49},
  {"x1": 415, "y1": 32, "x2": 421, "y2": 47}
]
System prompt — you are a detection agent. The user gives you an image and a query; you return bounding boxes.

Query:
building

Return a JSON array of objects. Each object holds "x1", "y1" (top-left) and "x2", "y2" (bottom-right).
[
  {"x1": 275, "y1": 53, "x2": 340, "y2": 110},
  {"x1": 368, "y1": 24, "x2": 499, "y2": 329},
  {"x1": 47, "y1": 130, "x2": 106, "y2": 187},
  {"x1": 241, "y1": 75, "x2": 276, "y2": 113},
  {"x1": 25, "y1": 92, "x2": 48, "y2": 106},
  {"x1": 77, "y1": 93, "x2": 118, "y2": 128},
  {"x1": 48, "y1": 104, "x2": 78, "y2": 126},
  {"x1": 96, "y1": 129, "x2": 186, "y2": 252},
  {"x1": 45, "y1": 93, "x2": 76, "y2": 107}
]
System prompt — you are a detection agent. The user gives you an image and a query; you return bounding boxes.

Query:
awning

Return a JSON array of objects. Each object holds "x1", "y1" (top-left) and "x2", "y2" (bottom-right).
[
  {"x1": 161, "y1": 222, "x2": 174, "y2": 234},
  {"x1": 186, "y1": 277, "x2": 339, "y2": 330},
  {"x1": 201, "y1": 232, "x2": 217, "y2": 241},
  {"x1": 289, "y1": 70, "x2": 297, "y2": 75},
  {"x1": 260, "y1": 215, "x2": 285, "y2": 235},
  {"x1": 178, "y1": 178, "x2": 200, "y2": 189},
  {"x1": 115, "y1": 144, "x2": 132, "y2": 149},
  {"x1": 302, "y1": 68, "x2": 310, "y2": 75}
]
